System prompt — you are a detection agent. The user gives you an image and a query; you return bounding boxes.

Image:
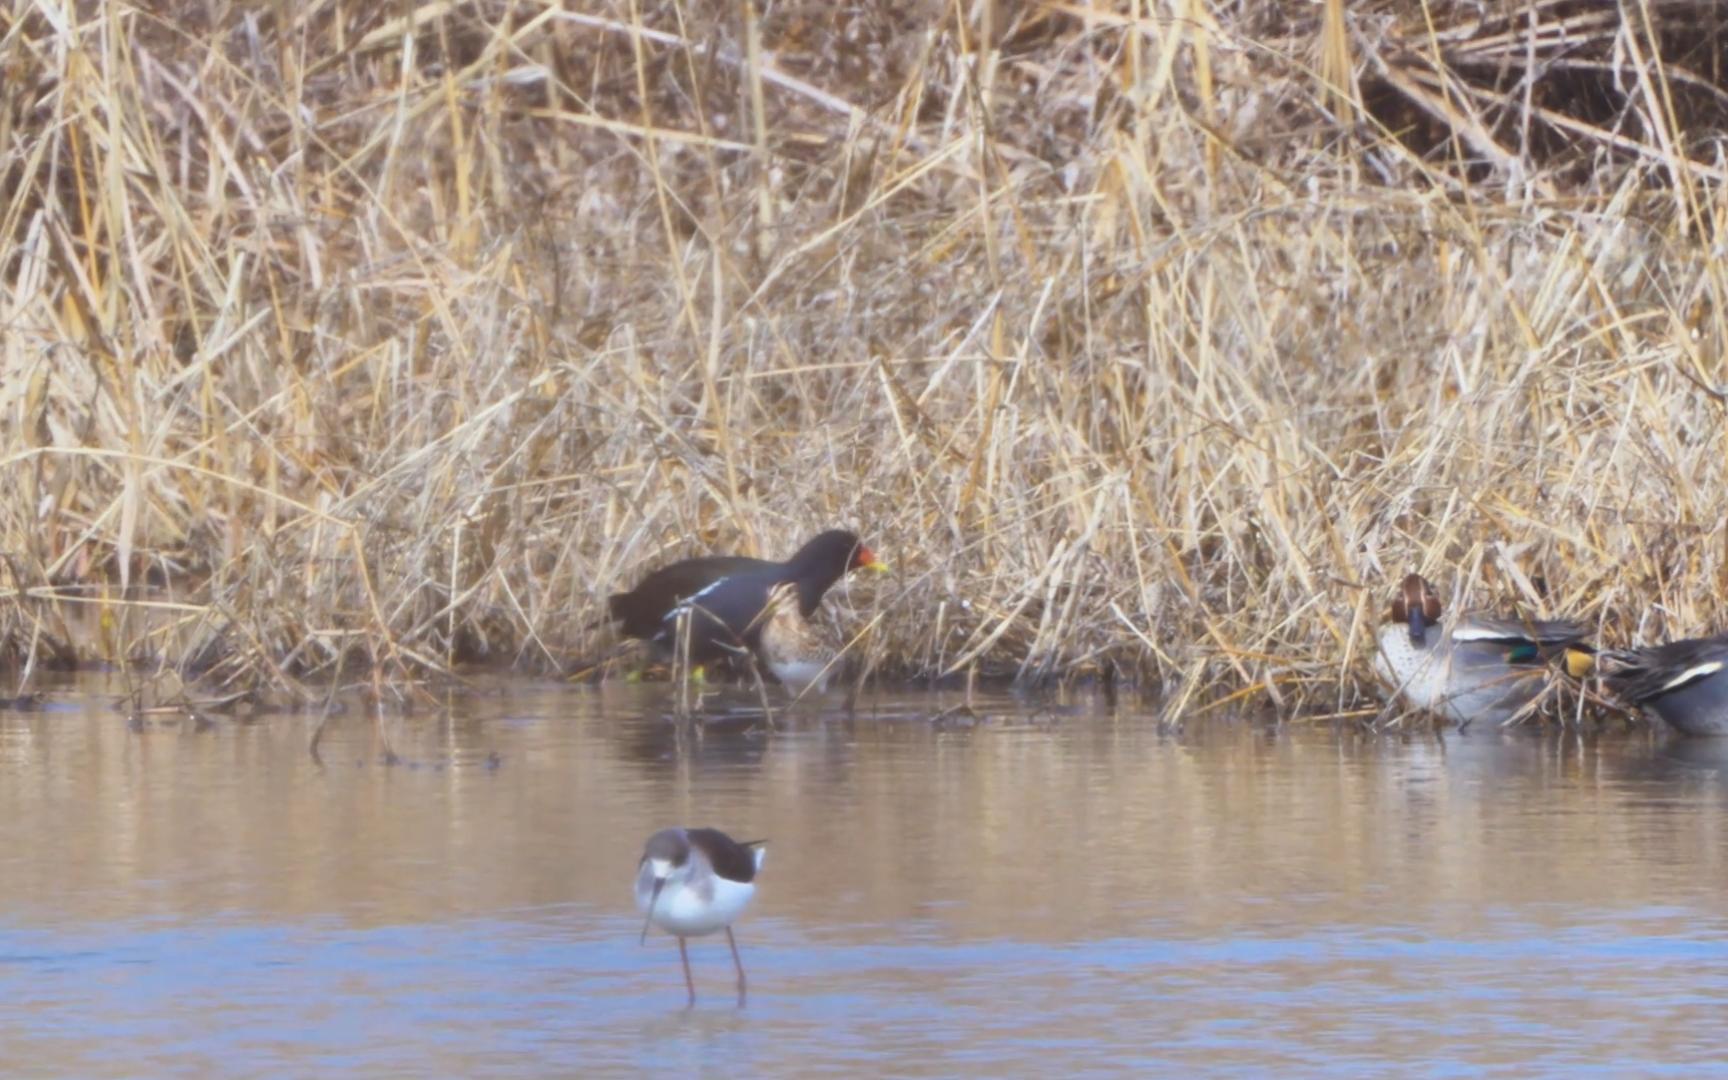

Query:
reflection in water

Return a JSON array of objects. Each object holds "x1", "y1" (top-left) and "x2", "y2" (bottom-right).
[{"x1": 0, "y1": 676, "x2": 1723, "y2": 1075}]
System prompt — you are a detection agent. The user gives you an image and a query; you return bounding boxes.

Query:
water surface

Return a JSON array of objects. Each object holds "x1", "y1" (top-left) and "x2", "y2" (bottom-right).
[{"x1": 0, "y1": 677, "x2": 1724, "y2": 1076}]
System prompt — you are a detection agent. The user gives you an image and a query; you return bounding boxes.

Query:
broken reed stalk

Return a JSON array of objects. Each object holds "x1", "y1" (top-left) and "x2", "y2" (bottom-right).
[{"x1": 0, "y1": 0, "x2": 1725, "y2": 718}]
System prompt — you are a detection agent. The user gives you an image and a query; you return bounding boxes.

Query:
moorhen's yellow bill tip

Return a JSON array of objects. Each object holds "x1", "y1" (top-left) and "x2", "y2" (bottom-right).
[{"x1": 856, "y1": 545, "x2": 889, "y2": 573}]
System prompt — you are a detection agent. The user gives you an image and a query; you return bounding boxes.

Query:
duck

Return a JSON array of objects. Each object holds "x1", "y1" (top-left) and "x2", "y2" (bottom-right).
[
  {"x1": 636, "y1": 826, "x2": 766, "y2": 1007},
  {"x1": 1372, "y1": 573, "x2": 1590, "y2": 727},
  {"x1": 1595, "y1": 634, "x2": 1728, "y2": 737},
  {"x1": 609, "y1": 529, "x2": 884, "y2": 671}
]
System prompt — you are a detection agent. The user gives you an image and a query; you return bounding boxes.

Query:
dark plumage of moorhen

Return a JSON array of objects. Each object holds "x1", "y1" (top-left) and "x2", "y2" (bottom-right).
[{"x1": 608, "y1": 530, "x2": 885, "y2": 672}]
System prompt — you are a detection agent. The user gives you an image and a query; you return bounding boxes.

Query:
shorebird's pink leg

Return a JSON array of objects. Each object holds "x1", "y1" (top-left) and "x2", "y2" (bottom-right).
[
  {"x1": 679, "y1": 936, "x2": 696, "y2": 1008},
  {"x1": 727, "y1": 927, "x2": 748, "y2": 1007}
]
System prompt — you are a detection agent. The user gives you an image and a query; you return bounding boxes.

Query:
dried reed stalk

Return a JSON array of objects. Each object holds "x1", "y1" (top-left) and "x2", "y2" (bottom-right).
[{"x1": 0, "y1": 0, "x2": 1725, "y2": 719}]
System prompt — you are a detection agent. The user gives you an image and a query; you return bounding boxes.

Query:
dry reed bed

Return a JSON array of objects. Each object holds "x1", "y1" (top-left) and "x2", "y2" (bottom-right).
[{"x1": 0, "y1": 1, "x2": 1726, "y2": 715}]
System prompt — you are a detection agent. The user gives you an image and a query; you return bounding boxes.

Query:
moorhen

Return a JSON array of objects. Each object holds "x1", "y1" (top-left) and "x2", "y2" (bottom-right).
[
  {"x1": 1373, "y1": 573, "x2": 1590, "y2": 727},
  {"x1": 608, "y1": 529, "x2": 885, "y2": 671}
]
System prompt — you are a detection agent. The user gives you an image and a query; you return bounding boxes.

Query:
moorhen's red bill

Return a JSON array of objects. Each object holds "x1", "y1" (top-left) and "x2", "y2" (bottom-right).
[{"x1": 608, "y1": 529, "x2": 885, "y2": 666}]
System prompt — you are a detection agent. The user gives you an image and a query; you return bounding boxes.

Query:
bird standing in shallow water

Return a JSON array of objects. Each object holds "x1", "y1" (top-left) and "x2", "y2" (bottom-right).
[
  {"x1": 607, "y1": 530, "x2": 884, "y2": 656},
  {"x1": 1372, "y1": 573, "x2": 1590, "y2": 727},
  {"x1": 636, "y1": 826, "x2": 766, "y2": 1007},
  {"x1": 753, "y1": 580, "x2": 841, "y2": 697},
  {"x1": 609, "y1": 529, "x2": 884, "y2": 690}
]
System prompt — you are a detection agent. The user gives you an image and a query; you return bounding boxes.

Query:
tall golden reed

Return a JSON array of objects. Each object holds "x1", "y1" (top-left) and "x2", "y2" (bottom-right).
[{"x1": 0, "y1": 1, "x2": 1723, "y2": 718}]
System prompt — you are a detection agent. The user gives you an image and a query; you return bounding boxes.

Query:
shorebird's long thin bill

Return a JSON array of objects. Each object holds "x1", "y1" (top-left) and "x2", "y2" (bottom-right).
[{"x1": 639, "y1": 879, "x2": 665, "y2": 945}]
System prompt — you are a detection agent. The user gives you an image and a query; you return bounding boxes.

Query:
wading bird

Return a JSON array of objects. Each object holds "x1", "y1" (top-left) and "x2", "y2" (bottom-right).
[
  {"x1": 609, "y1": 529, "x2": 884, "y2": 684},
  {"x1": 636, "y1": 826, "x2": 766, "y2": 1007}
]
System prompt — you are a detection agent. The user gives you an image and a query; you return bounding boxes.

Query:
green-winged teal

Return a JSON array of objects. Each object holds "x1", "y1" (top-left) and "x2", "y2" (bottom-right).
[
  {"x1": 1373, "y1": 573, "x2": 1590, "y2": 727},
  {"x1": 1597, "y1": 634, "x2": 1728, "y2": 737}
]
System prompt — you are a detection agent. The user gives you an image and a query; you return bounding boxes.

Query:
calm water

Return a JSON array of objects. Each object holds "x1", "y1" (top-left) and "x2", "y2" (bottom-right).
[{"x1": 0, "y1": 677, "x2": 1725, "y2": 1076}]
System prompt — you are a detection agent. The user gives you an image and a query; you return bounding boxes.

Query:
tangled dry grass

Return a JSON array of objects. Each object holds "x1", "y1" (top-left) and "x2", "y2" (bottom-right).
[{"x1": 2, "y1": 0, "x2": 1728, "y2": 715}]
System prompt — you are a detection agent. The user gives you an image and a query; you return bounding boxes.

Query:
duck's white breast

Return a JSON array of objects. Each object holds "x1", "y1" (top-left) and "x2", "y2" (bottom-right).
[{"x1": 1374, "y1": 622, "x2": 1454, "y2": 715}]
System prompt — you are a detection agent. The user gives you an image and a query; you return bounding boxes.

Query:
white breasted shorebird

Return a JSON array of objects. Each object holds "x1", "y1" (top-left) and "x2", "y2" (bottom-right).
[
  {"x1": 1596, "y1": 634, "x2": 1728, "y2": 737},
  {"x1": 636, "y1": 826, "x2": 766, "y2": 1007},
  {"x1": 1373, "y1": 573, "x2": 1591, "y2": 727}
]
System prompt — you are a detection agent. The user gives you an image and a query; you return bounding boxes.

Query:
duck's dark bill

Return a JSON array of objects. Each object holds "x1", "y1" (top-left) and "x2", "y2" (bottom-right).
[{"x1": 1407, "y1": 604, "x2": 1427, "y2": 645}]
